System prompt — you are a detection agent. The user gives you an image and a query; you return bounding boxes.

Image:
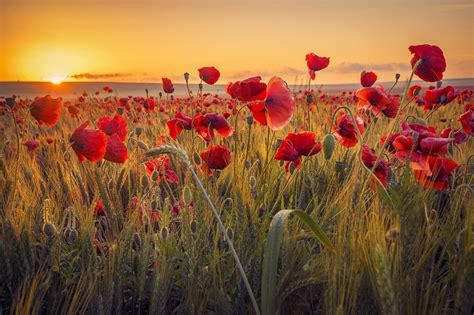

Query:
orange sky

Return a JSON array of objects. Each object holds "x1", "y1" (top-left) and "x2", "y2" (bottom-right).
[{"x1": 1, "y1": 0, "x2": 473, "y2": 84}]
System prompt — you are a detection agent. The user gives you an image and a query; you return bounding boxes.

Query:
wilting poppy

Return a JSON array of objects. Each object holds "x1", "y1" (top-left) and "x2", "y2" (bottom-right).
[
  {"x1": 162, "y1": 77, "x2": 175, "y2": 94},
  {"x1": 70, "y1": 120, "x2": 108, "y2": 163},
  {"x1": 306, "y1": 53, "x2": 330, "y2": 80},
  {"x1": 167, "y1": 112, "x2": 193, "y2": 139},
  {"x1": 200, "y1": 145, "x2": 232, "y2": 175},
  {"x1": 459, "y1": 109, "x2": 474, "y2": 136},
  {"x1": 409, "y1": 44, "x2": 446, "y2": 82},
  {"x1": 274, "y1": 132, "x2": 321, "y2": 171},
  {"x1": 193, "y1": 113, "x2": 233, "y2": 142},
  {"x1": 104, "y1": 134, "x2": 128, "y2": 163},
  {"x1": 97, "y1": 114, "x2": 128, "y2": 141},
  {"x1": 332, "y1": 114, "x2": 364, "y2": 148},
  {"x1": 198, "y1": 67, "x2": 220, "y2": 85},
  {"x1": 30, "y1": 95, "x2": 62, "y2": 127},
  {"x1": 423, "y1": 86, "x2": 458, "y2": 111},
  {"x1": 360, "y1": 71, "x2": 377, "y2": 87},
  {"x1": 264, "y1": 77, "x2": 296, "y2": 130},
  {"x1": 413, "y1": 156, "x2": 458, "y2": 190}
]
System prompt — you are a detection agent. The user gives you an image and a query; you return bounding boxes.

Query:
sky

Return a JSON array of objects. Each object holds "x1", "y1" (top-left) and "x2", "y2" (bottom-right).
[{"x1": 0, "y1": 0, "x2": 473, "y2": 84}]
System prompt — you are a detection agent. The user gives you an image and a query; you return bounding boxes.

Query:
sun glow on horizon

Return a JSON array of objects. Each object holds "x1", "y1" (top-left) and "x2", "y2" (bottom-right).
[{"x1": 46, "y1": 75, "x2": 67, "y2": 85}]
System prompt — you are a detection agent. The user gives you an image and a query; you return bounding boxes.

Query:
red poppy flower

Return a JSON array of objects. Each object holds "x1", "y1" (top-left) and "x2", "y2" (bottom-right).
[
  {"x1": 30, "y1": 95, "x2": 62, "y2": 127},
  {"x1": 423, "y1": 86, "x2": 458, "y2": 111},
  {"x1": 45, "y1": 136, "x2": 54, "y2": 144},
  {"x1": 360, "y1": 71, "x2": 377, "y2": 87},
  {"x1": 440, "y1": 128, "x2": 467, "y2": 144},
  {"x1": 68, "y1": 105, "x2": 80, "y2": 117},
  {"x1": 193, "y1": 113, "x2": 233, "y2": 142},
  {"x1": 143, "y1": 97, "x2": 156, "y2": 112},
  {"x1": 144, "y1": 156, "x2": 179, "y2": 184},
  {"x1": 332, "y1": 114, "x2": 364, "y2": 148},
  {"x1": 200, "y1": 145, "x2": 232, "y2": 175},
  {"x1": 162, "y1": 77, "x2": 175, "y2": 94},
  {"x1": 167, "y1": 112, "x2": 193, "y2": 139},
  {"x1": 459, "y1": 109, "x2": 474, "y2": 136},
  {"x1": 361, "y1": 145, "x2": 391, "y2": 188},
  {"x1": 356, "y1": 86, "x2": 399, "y2": 118},
  {"x1": 104, "y1": 134, "x2": 128, "y2": 164},
  {"x1": 409, "y1": 85, "x2": 422, "y2": 98},
  {"x1": 70, "y1": 120, "x2": 108, "y2": 163},
  {"x1": 198, "y1": 67, "x2": 220, "y2": 85},
  {"x1": 24, "y1": 140, "x2": 40, "y2": 153},
  {"x1": 413, "y1": 157, "x2": 458, "y2": 190},
  {"x1": 226, "y1": 76, "x2": 267, "y2": 102},
  {"x1": 97, "y1": 114, "x2": 128, "y2": 141},
  {"x1": 94, "y1": 200, "x2": 105, "y2": 216},
  {"x1": 408, "y1": 44, "x2": 446, "y2": 82},
  {"x1": 264, "y1": 76, "x2": 296, "y2": 130},
  {"x1": 274, "y1": 132, "x2": 321, "y2": 171},
  {"x1": 305, "y1": 53, "x2": 330, "y2": 80}
]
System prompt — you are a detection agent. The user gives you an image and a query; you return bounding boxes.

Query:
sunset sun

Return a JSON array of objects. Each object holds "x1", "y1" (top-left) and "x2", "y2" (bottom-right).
[{"x1": 48, "y1": 75, "x2": 65, "y2": 85}]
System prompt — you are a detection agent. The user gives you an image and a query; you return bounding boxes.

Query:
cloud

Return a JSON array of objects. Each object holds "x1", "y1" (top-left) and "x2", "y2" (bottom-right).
[
  {"x1": 329, "y1": 62, "x2": 410, "y2": 74},
  {"x1": 68, "y1": 72, "x2": 133, "y2": 80}
]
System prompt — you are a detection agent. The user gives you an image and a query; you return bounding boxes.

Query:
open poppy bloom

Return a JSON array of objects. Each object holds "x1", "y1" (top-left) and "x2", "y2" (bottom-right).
[
  {"x1": 97, "y1": 114, "x2": 128, "y2": 141},
  {"x1": 70, "y1": 120, "x2": 108, "y2": 163},
  {"x1": 264, "y1": 77, "x2": 296, "y2": 130},
  {"x1": 30, "y1": 95, "x2": 62, "y2": 127},
  {"x1": 104, "y1": 134, "x2": 128, "y2": 164},
  {"x1": 389, "y1": 121, "x2": 454, "y2": 176},
  {"x1": 166, "y1": 112, "x2": 193, "y2": 139},
  {"x1": 143, "y1": 97, "x2": 156, "y2": 112},
  {"x1": 198, "y1": 67, "x2": 220, "y2": 85},
  {"x1": 305, "y1": 53, "x2": 330, "y2": 80},
  {"x1": 226, "y1": 76, "x2": 267, "y2": 102},
  {"x1": 413, "y1": 156, "x2": 458, "y2": 190},
  {"x1": 199, "y1": 145, "x2": 232, "y2": 175},
  {"x1": 360, "y1": 71, "x2": 377, "y2": 87},
  {"x1": 162, "y1": 77, "x2": 175, "y2": 94},
  {"x1": 440, "y1": 127, "x2": 468, "y2": 144},
  {"x1": 274, "y1": 132, "x2": 321, "y2": 171},
  {"x1": 423, "y1": 86, "x2": 458, "y2": 111},
  {"x1": 459, "y1": 109, "x2": 474, "y2": 136},
  {"x1": 332, "y1": 114, "x2": 364, "y2": 148},
  {"x1": 356, "y1": 86, "x2": 400, "y2": 118},
  {"x1": 361, "y1": 145, "x2": 391, "y2": 189},
  {"x1": 193, "y1": 113, "x2": 233, "y2": 142},
  {"x1": 144, "y1": 156, "x2": 180, "y2": 183},
  {"x1": 409, "y1": 44, "x2": 446, "y2": 82}
]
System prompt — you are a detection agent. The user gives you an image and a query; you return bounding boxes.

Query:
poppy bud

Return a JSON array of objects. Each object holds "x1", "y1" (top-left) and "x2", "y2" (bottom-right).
[
  {"x1": 137, "y1": 140, "x2": 149, "y2": 150},
  {"x1": 184, "y1": 72, "x2": 190, "y2": 82},
  {"x1": 249, "y1": 176, "x2": 257, "y2": 189},
  {"x1": 67, "y1": 229, "x2": 78, "y2": 243},
  {"x1": 161, "y1": 227, "x2": 169, "y2": 240},
  {"x1": 182, "y1": 186, "x2": 192, "y2": 205},
  {"x1": 117, "y1": 107, "x2": 125, "y2": 115},
  {"x1": 246, "y1": 116, "x2": 254, "y2": 125},
  {"x1": 274, "y1": 139, "x2": 282, "y2": 149},
  {"x1": 199, "y1": 83, "x2": 203, "y2": 90},
  {"x1": 152, "y1": 171, "x2": 159, "y2": 181},
  {"x1": 6, "y1": 97, "x2": 15, "y2": 107},
  {"x1": 190, "y1": 220, "x2": 198, "y2": 234},
  {"x1": 415, "y1": 118, "x2": 427, "y2": 126},
  {"x1": 436, "y1": 81, "x2": 442, "y2": 88},
  {"x1": 135, "y1": 127, "x2": 143, "y2": 137},
  {"x1": 322, "y1": 134, "x2": 336, "y2": 160},
  {"x1": 289, "y1": 162, "x2": 297, "y2": 174},
  {"x1": 42, "y1": 222, "x2": 56, "y2": 238},
  {"x1": 193, "y1": 152, "x2": 201, "y2": 164},
  {"x1": 395, "y1": 73, "x2": 400, "y2": 80},
  {"x1": 412, "y1": 132, "x2": 420, "y2": 143},
  {"x1": 226, "y1": 227, "x2": 234, "y2": 241},
  {"x1": 132, "y1": 232, "x2": 142, "y2": 251},
  {"x1": 141, "y1": 175, "x2": 150, "y2": 188},
  {"x1": 245, "y1": 161, "x2": 251, "y2": 169},
  {"x1": 306, "y1": 94, "x2": 313, "y2": 105},
  {"x1": 159, "y1": 92, "x2": 163, "y2": 98}
]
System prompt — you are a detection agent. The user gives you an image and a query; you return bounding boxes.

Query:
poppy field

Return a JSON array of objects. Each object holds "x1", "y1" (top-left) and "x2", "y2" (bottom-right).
[{"x1": 0, "y1": 45, "x2": 473, "y2": 314}]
